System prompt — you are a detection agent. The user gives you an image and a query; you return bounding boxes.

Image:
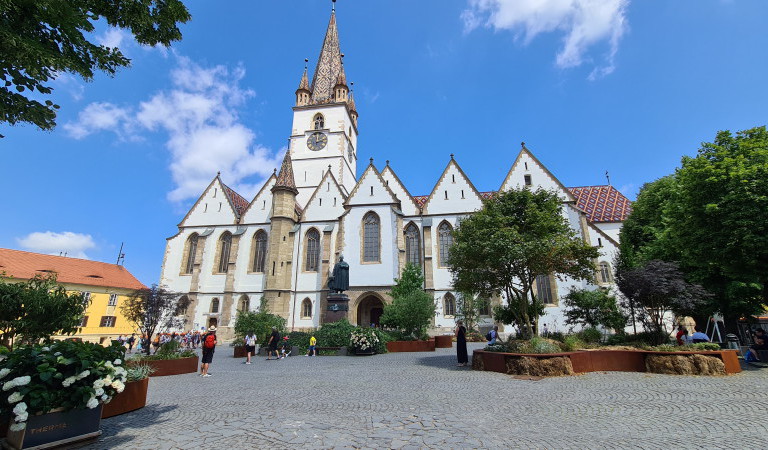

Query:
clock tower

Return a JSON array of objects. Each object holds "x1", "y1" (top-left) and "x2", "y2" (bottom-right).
[{"x1": 289, "y1": 8, "x2": 359, "y2": 207}]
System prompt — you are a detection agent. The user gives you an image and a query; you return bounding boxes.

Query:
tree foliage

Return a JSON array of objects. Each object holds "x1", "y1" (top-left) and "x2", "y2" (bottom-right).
[
  {"x1": 448, "y1": 188, "x2": 599, "y2": 338},
  {"x1": 380, "y1": 263, "x2": 436, "y2": 339},
  {"x1": 233, "y1": 297, "x2": 286, "y2": 346},
  {"x1": 562, "y1": 288, "x2": 627, "y2": 331},
  {"x1": 0, "y1": 0, "x2": 191, "y2": 133},
  {"x1": 0, "y1": 275, "x2": 87, "y2": 345},
  {"x1": 121, "y1": 285, "x2": 188, "y2": 355},
  {"x1": 454, "y1": 292, "x2": 489, "y2": 333},
  {"x1": 615, "y1": 260, "x2": 710, "y2": 343}
]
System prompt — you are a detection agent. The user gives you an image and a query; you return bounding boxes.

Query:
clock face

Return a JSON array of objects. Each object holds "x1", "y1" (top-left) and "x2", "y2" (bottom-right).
[{"x1": 307, "y1": 132, "x2": 328, "y2": 151}]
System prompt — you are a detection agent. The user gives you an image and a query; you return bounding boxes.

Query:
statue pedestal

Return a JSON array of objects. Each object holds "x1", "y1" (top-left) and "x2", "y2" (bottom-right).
[{"x1": 326, "y1": 293, "x2": 350, "y2": 323}]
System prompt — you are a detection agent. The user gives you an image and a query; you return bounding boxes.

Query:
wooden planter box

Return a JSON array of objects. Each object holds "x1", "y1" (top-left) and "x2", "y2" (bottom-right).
[
  {"x1": 133, "y1": 356, "x2": 199, "y2": 377},
  {"x1": 4, "y1": 406, "x2": 103, "y2": 449},
  {"x1": 101, "y1": 377, "x2": 149, "y2": 419},
  {"x1": 473, "y1": 348, "x2": 741, "y2": 376},
  {"x1": 434, "y1": 335, "x2": 453, "y2": 348},
  {"x1": 386, "y1": 340, "x2": 436, "y2": 353}
]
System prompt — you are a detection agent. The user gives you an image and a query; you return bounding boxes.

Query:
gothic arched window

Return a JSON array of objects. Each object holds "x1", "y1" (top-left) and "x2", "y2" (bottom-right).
[
  {"x1": 437, "y1": 221, "x2": 453, "y2": 268},
  {"x1": 217, "y1": 232, "x2": 232, "y2": 273},
  {"x1": 305, "y1": 228, "x2": 320, "y2": 272},
  {"x1": 239, "y1": 295, "x2": 250, "y2": 312},
  {"x1": 599, "y1": 262, "x2": 612, "y2": 284},
  {"x1": 363, "y1": 212, "x2": 380, "y2": 263},
  {"x1": 313, "y1": 113, "x2": 324, "y2": 130},
  {"x1": 252, "y1": 230, "x2": 268, "y2": 272},
  {"x1": 535, "y1": 274, "x2": 554, "y2": 304},
  {"x1": 443, "y1": 293, "x2": 456, "y2": 317},
  {"x1": 210, "y1": 298, "x2": 220, "y2": 314},
  {"x1": 184, "y1": 233, "x2": 198, "y2": 274},
  {"x1": 404, "y1": 223, "x2": 420, "y2": 266},
  {"x1": 301, "y1": 298, "x2": 312, "y2": 319}
]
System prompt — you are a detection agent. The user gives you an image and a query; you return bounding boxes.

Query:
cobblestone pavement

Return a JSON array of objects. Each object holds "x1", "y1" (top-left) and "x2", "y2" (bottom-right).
[{"x1": 82, "y1": 344, "x2": 768, "y2": 449}]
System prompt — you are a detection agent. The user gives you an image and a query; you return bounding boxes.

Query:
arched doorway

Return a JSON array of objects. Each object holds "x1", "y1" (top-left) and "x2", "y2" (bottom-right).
[
  {"x1": 357, "y1": 295, "x2": 384, "y2": 327},
  {"x1": 208, "y1": 317, "x2": 218, "y2": 328}
]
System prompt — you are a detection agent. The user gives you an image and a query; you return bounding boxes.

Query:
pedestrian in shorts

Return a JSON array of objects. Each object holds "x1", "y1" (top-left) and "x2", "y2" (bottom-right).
[
  {"x1": 200, "y1": 326, "x2": 217, "y2": 377},
  {"x1": 244, "y1": 331, "x2": 257, "y2": 364}
]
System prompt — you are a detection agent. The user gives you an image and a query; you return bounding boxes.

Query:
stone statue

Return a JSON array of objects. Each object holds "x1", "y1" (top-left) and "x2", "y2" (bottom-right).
[{"x1": 328, "y1": 256, "x2": 349, "y2": 293}]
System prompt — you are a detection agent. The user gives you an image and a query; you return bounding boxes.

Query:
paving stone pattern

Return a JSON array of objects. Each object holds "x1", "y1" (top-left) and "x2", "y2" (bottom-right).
[{"x1": 83, "y1": 344, "x2": 768, "y2": 449}]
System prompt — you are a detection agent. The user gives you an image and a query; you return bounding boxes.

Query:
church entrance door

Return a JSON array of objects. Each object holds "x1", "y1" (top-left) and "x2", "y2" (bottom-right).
[{"x1": 357, "y1": 296, "x2": 384, "y2": 327}]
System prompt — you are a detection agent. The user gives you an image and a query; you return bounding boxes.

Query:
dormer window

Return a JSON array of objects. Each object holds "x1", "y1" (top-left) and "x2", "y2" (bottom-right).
[{"x1": 313, "y1": 114, "x2": 324, "y2": 130}]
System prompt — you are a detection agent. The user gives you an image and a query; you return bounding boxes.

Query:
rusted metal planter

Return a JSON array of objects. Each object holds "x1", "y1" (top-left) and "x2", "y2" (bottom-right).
[
  {"x1": 386, "y1": 340, "x2": 436, "y2": 353},
  {"x1": 433, "y1": 335, "x2": 453, "y2": 348},
  {"x1": 4, "y1": 406, "x2": 103, "y2": 449},
  {"x1": 131, "y1": 356, "x2": 199, "y2": 377},
  {"x1": 101, "y1": 377, "x2": 149, "y2": 419}
]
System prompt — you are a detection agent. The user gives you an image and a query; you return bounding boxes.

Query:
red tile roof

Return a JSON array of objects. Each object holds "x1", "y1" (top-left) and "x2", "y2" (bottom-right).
[
  {"x1": 412, "y1": 195, "x2": 428, "y2": 208},
  {"x1": 568, "y1": 185, "x2": 632, "y2": 223},
  {"x1": 221, "y1": 183, "x2": 249, "y2": 217},
  {"x1": 0, "y1": 248, "x2": 146, "y2": 290}
]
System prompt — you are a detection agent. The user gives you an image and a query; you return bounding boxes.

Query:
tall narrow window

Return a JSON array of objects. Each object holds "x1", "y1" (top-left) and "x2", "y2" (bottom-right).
[
  {"x1": 210, "y1": 298, "x2": 220, "y2": 313},
  {"x1": 313, "y1": 113, "x2": 324, "y2": 130},
  {"x1": 252, "y1": 230, "x2": 268, "y2": 272},
  {"x1": 599, "y1": 262, "x2": 612, "y2": 284},
  {"x1": 185, "y1": 234, "x2": 198, "y2": 274},
  {"x1": 438, "y1": 221, "x2": 453, "y2": 267},
  {"x1": 305, "y1": 228, "x2": 320, "y2": 271},
  {"x1": 535, "y1": 275, "x2": 553, "y2": 304},
  {"x1": 524, "y1": 174, "x2": 532, "y2": 186},
  {"x1": 443, "y1": 293, "x2": 456, "y2": 317},
  {"x1": 301, "y1": 298, "x2": 313, "y2": 318},
  {"x1": 239, "y1": 295, "x2": 250, "y2": 312},
  {"x1": 363, "y1": 212, "x2": 380, "y2": 262},
  {"x1": 218, "y1": 232, "x2": 232, "y2": 273},
  {"x1": 108, "y1": 294, "x2": 118, "y2": 307},
  {"x1": 404, "y1": 223, "x2": 420, "y2": 266}
]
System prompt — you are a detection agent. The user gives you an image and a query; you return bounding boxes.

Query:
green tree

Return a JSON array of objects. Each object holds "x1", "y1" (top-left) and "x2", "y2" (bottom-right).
[
  {"x1": 0, "y1": 274, "x2": 87, "y2": 346},
  {"x1": 233, "y1": 297, "x2": 286, "y2": 347},
  {"x1": 562, "y1": 288, "x2": 627, "y2": 331},
  {"x1": 448, "y1": 188, "x2": 599, "y2": 338},
  {"x1": 0, "y1": 0, "x2": 191, "y2": 134},
  {"x1": 454, "y1": 292, "x2": 489, "y2": 333},
  {"x1": 380, "y1": 264, "x2": 436, "y2": 339},
  {"x1": 121, "y1": 284, "x2": 189, "y2": 355}
]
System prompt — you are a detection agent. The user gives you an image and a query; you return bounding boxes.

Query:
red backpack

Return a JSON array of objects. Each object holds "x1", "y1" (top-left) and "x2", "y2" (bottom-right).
[{"x1": 203, "y1": 333, "x2": 216, "y2": 349}]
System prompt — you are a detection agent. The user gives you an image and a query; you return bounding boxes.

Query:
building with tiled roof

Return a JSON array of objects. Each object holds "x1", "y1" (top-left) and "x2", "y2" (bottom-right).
[
  {"x1": 160, "y1": 7, "x2": 627, "y2": 339},
  {"x1": 0, "y1": 248, "x2": 145, "y2": 343}
]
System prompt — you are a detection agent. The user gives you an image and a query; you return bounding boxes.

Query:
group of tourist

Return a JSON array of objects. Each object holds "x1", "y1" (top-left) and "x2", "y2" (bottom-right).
[
  {"x1": 675, "y1": 325, "x2": 712, "y2": 345},
  {"x1": 114, "y1": 330, "x2": 209, "y2": 354}
]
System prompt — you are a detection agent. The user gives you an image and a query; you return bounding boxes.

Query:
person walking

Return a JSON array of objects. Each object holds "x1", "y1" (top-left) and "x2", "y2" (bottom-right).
[
  {"x1": 306, "y1": 335, "x2": 317, "y2": 356},
  {"x1": 127, "y1": 333, "x2": 136, "y2": 353},
  {"x1": 266, "y1": 327, "x2": 280, "y2": 360},
  {"x1": 244, "y1": 331, "x2": 257, "y2": 364},
  {"x1": 456, "y1": 320, "x2": 468, "y2": 367},
  {"x1": 200, "y1": 327, "x2": 217, "y2": 377}
]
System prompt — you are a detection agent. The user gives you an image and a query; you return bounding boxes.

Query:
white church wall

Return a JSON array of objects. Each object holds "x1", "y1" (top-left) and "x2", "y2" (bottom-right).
[
  {"x1": 594, "y1": 222, "x2": 622, "y2": 243},
  {"x1": 423, "y1": 163, "x2": 484, "y2": 216},
  {"x1": 240, "y1": 178, "x2": 275, "y2": 224},
  {"x1": 380, "y1": 168, "x2": 420, "y2": 217},
  {"x1": 343, "y1": 205, "x2": 398, "y2": 288},
  {"x1": 232, "y1": 227, "x2": 269, "y2": 293},
  {"x1": 501, "y1": 152, "x2": 572, "y2": 202},
  {"x1": 182, "y1": 181, "x2": 238, "y2": 227}
]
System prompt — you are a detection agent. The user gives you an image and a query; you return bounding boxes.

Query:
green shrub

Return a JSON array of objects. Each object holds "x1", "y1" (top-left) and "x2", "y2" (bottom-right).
[
  {"x1": 651, "y1": 342, "x2": 722, "y2": 352},
  {"x1": 372, "y1": 329, "x2": 391, "y2": 354},
  {"x1": 484, "y1": 344, "x2": 508, "y2": 352},
  {"x1": 576, "y1": 327, "x2": 602, "y2": 344},
  {"x1": 547, "y1": 331, "x2": 566, "y2": 342},
  {"x1": 316, "y1": 319, "x2": 355, "y2": 348},
  {"x1": 126, "y1": 363, "x2": 154, "y2": 382},
  {"x1": 286, "y1": 331, "x2": 312, "y2": 354},
  {"x1": 689, "y1": 342, "x2": 721, "y2": 351},
  {"x1": 560, "y1": 335, "x2": 586, "y2": 352},
  {"x1": 234, "y1": 298, "x2": 287, "y2": 346},
  {"x1": 509, "y1": 337, "x2": 561, "y2": 354},
  {"x1": 140, "y1": 340, "x2": 195, "y2": 360}
]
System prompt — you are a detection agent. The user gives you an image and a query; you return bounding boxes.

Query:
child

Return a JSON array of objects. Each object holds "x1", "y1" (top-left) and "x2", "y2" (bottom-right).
[{"x1": 306, "y1": 335, "x2": 317, "y2": 356}]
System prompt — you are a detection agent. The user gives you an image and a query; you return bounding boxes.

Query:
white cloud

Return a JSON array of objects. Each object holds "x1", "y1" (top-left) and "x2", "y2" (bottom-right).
[
  {"x1": 64, "y1": 56, "x2": 284, "y2": 203},
  {"x1": 17, "y1": 232, "x2": 96, "y2": 259},
  {"x1": 98, "y1": 28, "x2": 132, "y2": 49},
  {"x1": 462, "y1": 0, "x2": 629, "y2": 78}
]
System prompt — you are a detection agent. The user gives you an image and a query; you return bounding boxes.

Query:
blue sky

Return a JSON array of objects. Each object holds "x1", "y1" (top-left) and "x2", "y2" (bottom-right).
[{"x1": 2, "y1": 0, "x2": 767, "y2": 286}]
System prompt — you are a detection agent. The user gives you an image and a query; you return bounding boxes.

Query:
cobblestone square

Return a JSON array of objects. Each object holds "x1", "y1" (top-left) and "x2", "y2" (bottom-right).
[{"x1": 83, "y1": 344, "x2": 768, "y2": 449}]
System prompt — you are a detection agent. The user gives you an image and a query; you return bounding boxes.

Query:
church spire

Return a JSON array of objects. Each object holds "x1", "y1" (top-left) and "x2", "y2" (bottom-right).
[
  {"x1": 273, "y1": 151, "x2": 298, "y2": 194},
  {"x1": 310, "y1": 9, "x2": 343, "y2": 104},
  {"x1": 295, "y1": 59, "x2": 311, "y2": 106}
]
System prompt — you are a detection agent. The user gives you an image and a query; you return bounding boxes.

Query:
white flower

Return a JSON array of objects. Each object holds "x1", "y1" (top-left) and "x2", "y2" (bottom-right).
[
  {"x1": 12, "y1": 402, "x2": 27, "y2": 416},
  {"x1": 41, "y1": 347, "x2": 50, "y2": 352},
  {"x1": 95, "y1": 388, "x2": 104, "y2": 396},
  {"x1": 101, "y1": 394, "x2": 108, "y2": 401},
  {"x1": 54, "y1": 352, "x2": 62, "y2": 357},
  {"x1": 103, "y1": 375, "x2": 113, "y2": 385},
  {"x1": 0, "y1": 368, "x2": 10, "y2": 380},
  {"x1": 0, "y1": 355, "x2": 7, "y2": 362},
  {"x1": 76, "y1": 370, "x2": 90, "y2": 380},
  {"x1": 113, "y1": 359, "x2": 122, "y2": 366},
  {"x1": 86, "y1": 397, "x2": 99, "y2": 409},
  {"x1": 62, "y1": 376, "x2": 76, "y2": 388},
  {"x1": 9, "y1": 422, "x2": 25, "y2": 432},
  {"x1": 14, "y1": 411, "x2": 28, "y2": 423},
  {"x1": 93, "y1": 379, "x2": 104, "y2": 389},
  {"x1": 104, "y1": 361, "x2": 114, "y2": 369},
  {"x1": 14, "y1": 376, "x2": 30, "y2": 387},
  {"x1": 8, "y1": 392, "x2": 23, "y2": 404},
  {"x1": 111, "y1": 380, "x2": 125, "y2": 393}
]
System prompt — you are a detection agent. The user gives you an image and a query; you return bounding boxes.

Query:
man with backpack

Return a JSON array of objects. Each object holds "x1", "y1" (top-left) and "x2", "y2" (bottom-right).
[
  {"x1": 486, "y1": 326, "x2": 499, "y2": 345},
  {"x1": 200, "y1": 326, "x2": 217, "y2": 377}
]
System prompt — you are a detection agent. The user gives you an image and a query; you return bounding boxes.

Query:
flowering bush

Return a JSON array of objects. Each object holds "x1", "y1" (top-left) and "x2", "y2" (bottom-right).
[
  {"x1": 0, "y1": 340, "x2": 127, "y2": 432},
  {"x1": 349, "y1": 328, "x2": 380, "y2": 352}
]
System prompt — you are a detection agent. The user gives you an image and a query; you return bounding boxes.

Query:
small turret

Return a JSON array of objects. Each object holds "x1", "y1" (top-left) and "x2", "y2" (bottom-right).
[
  {"x1": 295, "y1": 59, "x2": 311, "y2": 106},
  {"x1": 334, "y1": 55, "x2": 348, "y2": 102},
  {"x1": 348, "y1": 82, "x2": 358, "y2": 126}
]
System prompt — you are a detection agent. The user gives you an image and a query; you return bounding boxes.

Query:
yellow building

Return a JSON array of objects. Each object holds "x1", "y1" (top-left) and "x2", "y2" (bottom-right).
[{"x1": 0, "y1": 248, "x2": 146, "y2": 344}]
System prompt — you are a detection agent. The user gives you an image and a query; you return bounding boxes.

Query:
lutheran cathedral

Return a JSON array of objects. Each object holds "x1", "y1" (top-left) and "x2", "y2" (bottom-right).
[{"x1": 159, "y1": 8, "x2": 631, "y2": 339}]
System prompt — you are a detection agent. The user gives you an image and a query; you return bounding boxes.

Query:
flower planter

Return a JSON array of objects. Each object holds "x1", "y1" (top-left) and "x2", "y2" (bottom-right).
[
  {"x1": 101, "y1": 377, "x2": 149, "y2": 419},
  {"x1": 132, "y1": 356, "x2": 199, "y2": 377},
  {"x1": 385, "y1": 340, "x2": 436, "y2": 353},
  {"x1": 434, "y1": 335, "x2": 453, "y2": 348},
  {"x1": 473, "y1": 349, "x2": 741, "y2": 377},
  {"x1": 354, "y1": 347, "x2": 375, "y2": 356},
  {"x1": 4, "y1": 405, "x2": 103, "y2": 449},
  {"x1": 233, "y1": 346, "x2": 247, "y2": 358}
]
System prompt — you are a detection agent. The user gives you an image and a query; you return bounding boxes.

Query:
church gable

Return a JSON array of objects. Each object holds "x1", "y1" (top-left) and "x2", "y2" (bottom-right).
[
  {"x1": 345, "y1": 162, "x2": 399, "y2": 206},
  {"x1": 500, "y1": 145, "x2": 576, "y2": 202},
  {"x1": 240, "y1": 174, "x2": 277, "y2": 224},
  {"x1": 380, "y1": 164, "x2": 420, "y2": 216},
  {"x1": 423, "y1": 158, "x2": 484, "y2": 215},
  {"x1": 179, "y1": 176, "x2": 239, "y2": 227},
  {"x1": 302, "y1": 171, "x2": 347, "y2": 221}
]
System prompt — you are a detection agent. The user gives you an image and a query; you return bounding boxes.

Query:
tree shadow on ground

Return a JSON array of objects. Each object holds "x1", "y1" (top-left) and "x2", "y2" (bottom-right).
[
  {"x1": 415, "y1": 353, "x2": 473, "y2": 371},
  {"x1": 72, "y1": 404, "x2": 178, "y2": 449}
]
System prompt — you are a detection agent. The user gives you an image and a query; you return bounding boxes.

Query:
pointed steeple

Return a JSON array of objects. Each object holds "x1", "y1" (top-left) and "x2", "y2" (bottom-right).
[
  {"x1": 273, "y1": 152, "x2": 299, "y2": 195},
  {"x1": 298, "y1": 68, "x2": 310, "y2": 91},
  {"x1": 310, "y1": 10, "x2": 343, "y2": 104},
  {"x1": 295, "y1": 59, "x2": 311, "y2": 106}
]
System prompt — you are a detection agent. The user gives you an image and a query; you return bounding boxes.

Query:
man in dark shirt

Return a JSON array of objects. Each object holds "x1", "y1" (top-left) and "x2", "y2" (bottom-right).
[
  {"x1": 746, "y1": 335, "x2": 768, "y2": 363},
  {"x1": 266, "y1": 327, "x2": 280, "y2": 360}
]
